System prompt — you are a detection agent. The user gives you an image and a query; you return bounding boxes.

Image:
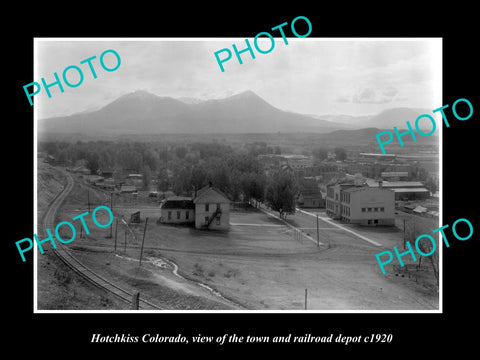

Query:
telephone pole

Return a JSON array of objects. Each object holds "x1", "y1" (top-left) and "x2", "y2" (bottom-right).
[
  {"x1": 139, "y1": 217, "x2": 148, "y2": 266},
  {"x1": 304, "y1": 288, "x2": 308, "y2": 310},
  {"x1": 114, "y1": 218, "x2": 118, "y2": 253}
]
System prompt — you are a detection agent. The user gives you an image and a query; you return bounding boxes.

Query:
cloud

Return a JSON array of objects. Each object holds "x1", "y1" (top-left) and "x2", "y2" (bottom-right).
[{"x1": 336, "y1": 86, "x2": 400, "y2": 104}]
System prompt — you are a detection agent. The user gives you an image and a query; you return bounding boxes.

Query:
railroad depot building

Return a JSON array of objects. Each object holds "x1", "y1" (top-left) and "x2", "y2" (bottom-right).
[
  {"x1": 159, "y1": 184, "x2": 231, "y2": 230},
  {"x1": 326, "y1": 177, "x2": 395, "y2": 226}
]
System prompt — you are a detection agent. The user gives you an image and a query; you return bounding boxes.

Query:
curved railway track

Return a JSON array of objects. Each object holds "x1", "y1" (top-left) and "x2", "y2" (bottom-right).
[{"x1": 41, "y1": 166, "x2": 163, "y2": 310}]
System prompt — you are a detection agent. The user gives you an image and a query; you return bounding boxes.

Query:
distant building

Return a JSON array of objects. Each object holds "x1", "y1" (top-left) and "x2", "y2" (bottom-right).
[
  {"x1": 326, "y1": 177, "x2": 395, "y2": 226},
  {"x1": 120, "y1": 185, "x2": 137, "y2": 193},
  {"x1": 100, "y1": 169, "x2": 114, "y2": 178},
  {"x1": 297, "y1": 177, "x2": 324, "y2": 208},
  {"x1": 71, "y1": 165, "x2": 91, "y2": 175},
  {"x1": 380, "y1": 172, "x2": 409, "y2": 181},
  {"x1": 295, "y1": 163, "x2": 338, "y2": 180},
  {"x1": 359, "y1": 153, "x2": 397, "y2": 162},
  {"x1": 282, "y1": 154, "x2": 313, "y2": 170},
  {"x1": 159, "y1": 184, "x2": 231, "y2": 230},
  {"x1": 365, "y1": 179, "x2": 429, "y2": 200}
]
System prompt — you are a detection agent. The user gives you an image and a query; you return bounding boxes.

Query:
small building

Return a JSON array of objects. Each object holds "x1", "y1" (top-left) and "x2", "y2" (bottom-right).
[
  {"x1": 130, "y1": 211, "x2": 141, "y2": 223},
  {"x1": 101, "y1": 169, "x2": 115, "y2": 178},
  {"x1": 72, "y1": 165, "x2": 91, "y2": 175},
  {"x1": 120, "y1": 185, "x2": 137, "y2": 193},
  {"x1": 297, "y1": 177, "x2": 324, "y2": 208},
  {"x1": 159, "y1": 196, "x2": 195, "y2": 224}
]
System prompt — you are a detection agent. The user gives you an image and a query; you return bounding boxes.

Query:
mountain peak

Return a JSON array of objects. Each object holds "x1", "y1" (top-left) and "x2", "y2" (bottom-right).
[{"x1": 230, "y1": 90, "x2": 261, "y2": 100}]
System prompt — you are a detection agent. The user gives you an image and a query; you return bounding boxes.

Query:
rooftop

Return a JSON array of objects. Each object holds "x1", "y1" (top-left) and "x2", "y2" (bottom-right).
[{"x1": 161, "y1": 197, "x2": 195, "y2": 209}]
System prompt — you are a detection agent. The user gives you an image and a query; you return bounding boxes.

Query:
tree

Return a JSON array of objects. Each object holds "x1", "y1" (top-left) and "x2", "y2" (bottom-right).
[
  {"x1": 241, "y1": 172, "x2": 266, "y2": 202},
  {"x1": 312, "y1": 147, "x2": 328, "y2": 162},
  {"x1": 405, "y1": 218, "x2": 439, "y2": 286},
  {"x1": 424, "y1": 177, "x2": 438, "y2": 195},
  {"x1": 85, "y1": 152, "x2": 100, "y2": 174},
  {"x1": 334, "y1": 147, "x2": 347, "y2": 161},
  {"x1": 417, "y1": 167, "x2": 428, "y2": 181},
  {"x1": 265, "y1": 170, "x2": 298, "y2": 219},
  {"x1": 156, "y1": 167, "x2": 169, "y2": 192},
  {"x1": 174, "y1": 146, "x2": 188, "y2": 160},
  {"x1": 141, "y1": 165, "x2": 152, "y2": 190}
]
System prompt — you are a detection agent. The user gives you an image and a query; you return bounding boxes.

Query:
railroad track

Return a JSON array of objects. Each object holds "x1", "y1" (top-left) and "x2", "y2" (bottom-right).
[
  {"x1": 41, "y1": 166, "x2": 163, "y2": 310},
  {"x1": 53, "y1": 245, "x2": 162, "y2": 310}
]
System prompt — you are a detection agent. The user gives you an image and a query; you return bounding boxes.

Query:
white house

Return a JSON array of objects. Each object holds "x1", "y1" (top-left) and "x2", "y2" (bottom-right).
[{"x1": 159, "y1": 184, "x2": 231, "y2": 230}]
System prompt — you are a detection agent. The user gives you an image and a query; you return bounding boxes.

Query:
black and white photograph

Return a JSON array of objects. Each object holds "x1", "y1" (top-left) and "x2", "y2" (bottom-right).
[
  {"x1": 34, "y1": 38, "x2": 441, "y2": 312},
  {"x1": 6, "y1": 6, "x2": 478, "y2": 355}
]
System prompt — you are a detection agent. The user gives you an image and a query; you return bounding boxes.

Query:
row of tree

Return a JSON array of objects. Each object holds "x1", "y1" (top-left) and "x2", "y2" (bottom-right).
[{"x1": 40, "y1": 140, "x2": 300, "y2": 216}]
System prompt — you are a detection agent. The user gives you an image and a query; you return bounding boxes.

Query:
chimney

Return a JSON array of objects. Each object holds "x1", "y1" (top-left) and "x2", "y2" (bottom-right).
[
  {"x1": 208, "y1": 181, "x2": 213, "y2": 188},
  {"x1": 379, "y1": 180, "x2": 383, "y2": 188}
]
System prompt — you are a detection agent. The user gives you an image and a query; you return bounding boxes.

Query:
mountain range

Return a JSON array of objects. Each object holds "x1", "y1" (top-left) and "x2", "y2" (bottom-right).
[{"x1": 38, "y1": 90, "x2": 432, "y2": 136}]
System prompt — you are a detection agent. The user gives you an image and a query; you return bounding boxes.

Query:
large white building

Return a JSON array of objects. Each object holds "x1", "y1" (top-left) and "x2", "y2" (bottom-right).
[{"x1": 326, "y1": 178, "x2": 395, "y2": 226}]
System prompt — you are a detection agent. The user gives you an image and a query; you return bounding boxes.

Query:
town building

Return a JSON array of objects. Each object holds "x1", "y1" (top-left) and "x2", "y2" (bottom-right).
[
  {"x1": 193, "y1": 185, "x2": 231, "y2": 230},
  {"x1": 297, "y1": 177, "x2": 324, "y2": 208},
  {"x1": 365, "y1": 179, "x2": 430, "y2": 200},
  {"x1": 359, "y1": 153, "x2": 397, "y2": 163},
  {"x1": 159, "y1": 184, "x2": 231, "y2": 230},
  {"x1": 380, "y1": 172, "x2": 409, "y2": 181},
  {"x1": 120, "y1": 185, "x2": 137, "y2": 193},
  {"x1": 159, "y1": 196, "x2": 195, "y2": 225},
  {"x1": 326, "y1": 176, "x2": 395, "y2": 226}
]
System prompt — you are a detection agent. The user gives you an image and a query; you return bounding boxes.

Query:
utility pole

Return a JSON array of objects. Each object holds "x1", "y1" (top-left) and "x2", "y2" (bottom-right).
[
  {"x1": 107, "y1": 193, "x2": 113, "y2": 238},
  {"x1": 316, "y1": 215, "x2": 320, "y2": 247},
  {"x1": 114, "y1": 218, "x2": 118, "y2": 253},
  {"x1": 87, "y1": 189, "x2": 91, "y2": 212},
  {"x1": 139, "y1": 217, "x2": 148, "y2": 266},
  {"x1": 403, "y1": 218, "x2": 406, "y2": 249},
  {"x1": 304, "y1": 288, "x2": 308, "y2": 310},
  {"x1": 124, "y1": 228, "x2": 127, "y2": 253}
]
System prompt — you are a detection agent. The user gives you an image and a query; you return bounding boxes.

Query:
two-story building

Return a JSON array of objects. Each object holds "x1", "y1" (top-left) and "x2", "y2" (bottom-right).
[
  {"x1": 193, "y1": 185, "x2": 231, "y2": 230},
  {"x1": 326, "y1": 176, "x2": 395, "y2": 226}
]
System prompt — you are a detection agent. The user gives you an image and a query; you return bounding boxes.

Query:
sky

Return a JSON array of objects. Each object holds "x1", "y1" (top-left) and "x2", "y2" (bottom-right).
[{"x1": 35, "y1": 38, "x2": 442, "y2": 119}]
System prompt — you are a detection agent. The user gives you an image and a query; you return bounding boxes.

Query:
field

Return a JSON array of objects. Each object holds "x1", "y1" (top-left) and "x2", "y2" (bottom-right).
[{"x1": 37, "y1": 163, "x2": 439, "y2": 311}]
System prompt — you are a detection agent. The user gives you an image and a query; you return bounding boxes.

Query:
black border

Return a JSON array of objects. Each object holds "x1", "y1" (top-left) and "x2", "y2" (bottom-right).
[{"x1": 6, "y1": 4, "x2": 479, "y2": 355}]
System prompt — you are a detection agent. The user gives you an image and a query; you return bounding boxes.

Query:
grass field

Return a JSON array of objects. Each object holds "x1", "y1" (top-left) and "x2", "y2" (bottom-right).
[
  {"x1": 63, "y1": 199, "x2": 439, "y2": 310},
  {"x1": 38, "y1": 165, "x2": 439, "y2": 311}
]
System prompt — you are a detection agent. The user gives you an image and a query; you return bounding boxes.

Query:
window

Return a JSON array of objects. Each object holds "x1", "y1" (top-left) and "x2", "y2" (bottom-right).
[
  {"x1": 205, "y1": 216, "x2": 209, "y2": 223},
  {"x1": 217, "y1": 203, "x2": 221, "y2": 211},
  {"x1": 362, "y1": 208, "x2": 366, "y2": 212},
  {"x1": 368, "y1": 208, "x2": 372, "y2": 212},
  {"x1": 168, "y1": 211, "x2": 172, "y2": 220},
  {"x1": 380, "y1": 207, "x2": 384, "y2": 212},
  {"x1": 205, "y1": 203, "x2": 209, "y2": 212},
  {"x1": 186, "y1": 211, "x2": 189, "y2": 220},
  {"x1": 177, "y1": 211, "x2": 181, "y2": 219},
  {"x1": 374, "y1": 207, "x2": 378, "y2": 212},
  {"x1": 216, "y1": 217, "x2": 220, "y2": 225}
]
